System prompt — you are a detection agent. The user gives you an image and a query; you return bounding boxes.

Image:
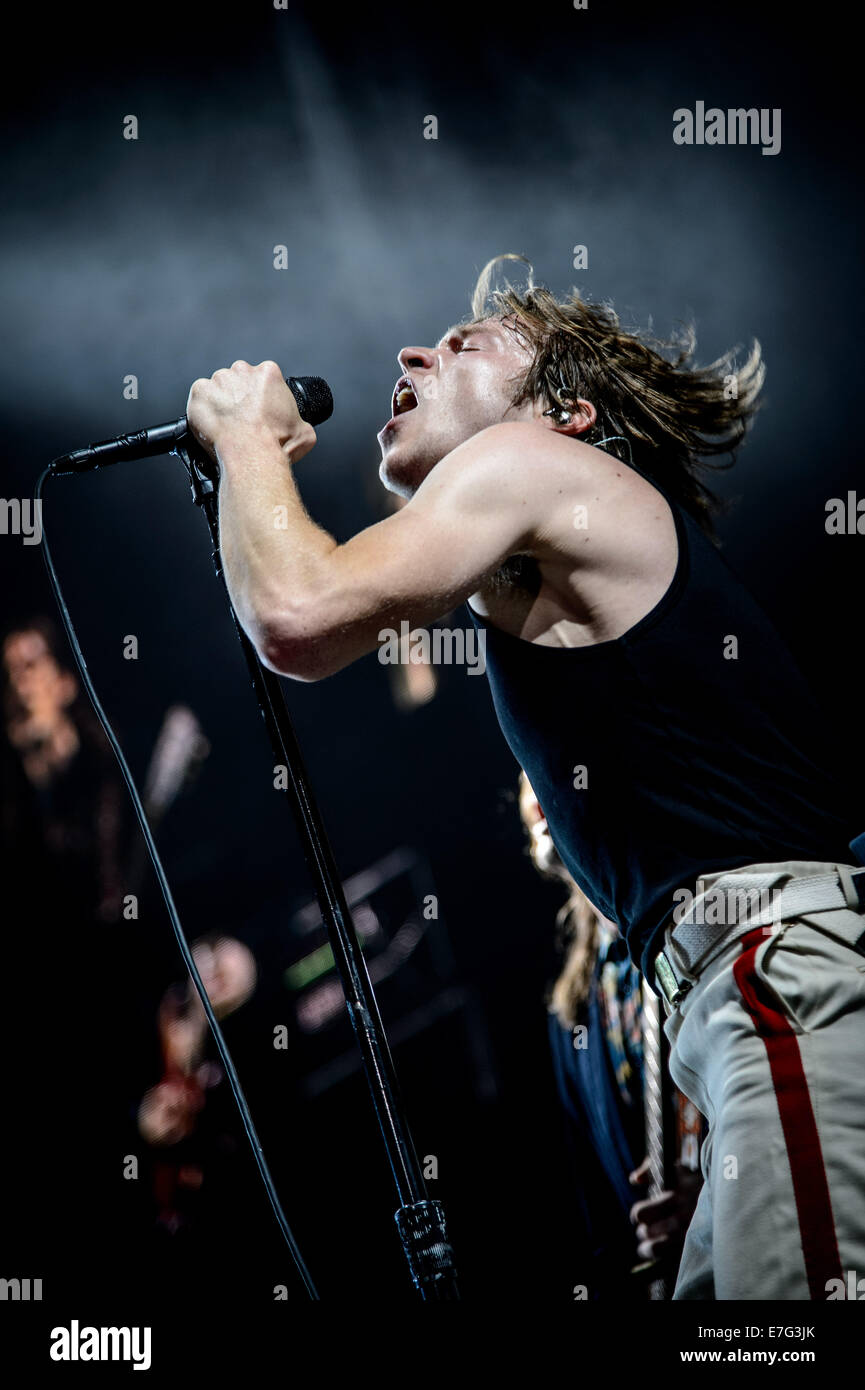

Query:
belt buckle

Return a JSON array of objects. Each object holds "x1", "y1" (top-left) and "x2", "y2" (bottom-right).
[
  {"x1": 838, "y1": 865, "x2": 865, "y2": 913},
  {"x1": 654, "y1": 949, "x2": 693, "y2": 1012}
]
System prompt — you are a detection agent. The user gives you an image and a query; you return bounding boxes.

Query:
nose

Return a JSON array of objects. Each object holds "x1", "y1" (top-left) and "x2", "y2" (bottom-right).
[{"x1": 397, "y1": 345, "x2": 435, "y2": 375}]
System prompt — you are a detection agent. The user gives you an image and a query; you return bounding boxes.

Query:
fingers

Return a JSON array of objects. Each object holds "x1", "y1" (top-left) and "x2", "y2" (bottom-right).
[
  {"x1": 628, "y1": 1155, "x2": 702, "y2": 1264},
  {"x1": 221, "y1": 359, "x2": 282, "y2": 378},
  {"x1": 137, "y1": 1079, "x2": 201, "y2": 1146},
  {"x1": 631, "y1": 1190, "x2": 690, "y2": 1262},
  {"x1": 635, "y1": 1215, "x2": 679, "y2": 1262},
  {"x1": 186, "y1": 358, "x2": 316, "y2": 463},
  {"x1": 291, "y1": 421, "x2": 317, "y2": 462},
  {"x1": 189, "y1": 359, "x2": 282, "y2": 392},
  {"x1": 630, "y1": 1187, "x2": 677, "y2": 1227},
  {"x1": 628, "y1": 1155, "x2": 652, "y2": 1187}
]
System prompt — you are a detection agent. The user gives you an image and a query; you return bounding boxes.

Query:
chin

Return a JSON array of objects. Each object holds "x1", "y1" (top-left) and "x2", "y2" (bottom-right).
[
  {"x1": 379, "y1": 449, "x2": 432, "y2": 500},
  {"x1": 378, "y1": 457, "x2": 412, "y2": 500}
]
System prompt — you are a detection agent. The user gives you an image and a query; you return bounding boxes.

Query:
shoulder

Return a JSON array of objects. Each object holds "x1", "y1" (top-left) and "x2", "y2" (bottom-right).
[
  {"x1": 430, "y1": 421, "x2": 604, "y2": 508},
  {"x1": 463, "y1": 424, "x2": 677, "y2": 540},
  {"x1": 460, "y1": 419, "x2": 597, "y2": 469},
  {"x1": 414, "y1": 422, "x2": 677, "y2": 565},
  {"x1": 449, "y1": 422, "x2": 669, "y2": 505}
]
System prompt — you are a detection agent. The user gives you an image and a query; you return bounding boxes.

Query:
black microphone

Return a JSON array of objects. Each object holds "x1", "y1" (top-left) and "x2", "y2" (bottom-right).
[{"x1": 50, "y1": 375, "x2": 334, "y2": 475}]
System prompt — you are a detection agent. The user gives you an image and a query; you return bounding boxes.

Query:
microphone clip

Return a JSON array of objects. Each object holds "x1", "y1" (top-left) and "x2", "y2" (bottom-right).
[{"x1": 171, "y1": 432, "x2": 220, "y2": 508}]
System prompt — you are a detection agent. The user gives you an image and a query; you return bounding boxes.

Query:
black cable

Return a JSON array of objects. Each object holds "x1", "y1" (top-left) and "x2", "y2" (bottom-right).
[{"x1": 34, "y1": 465, "x2": 319, "y2": 1301}]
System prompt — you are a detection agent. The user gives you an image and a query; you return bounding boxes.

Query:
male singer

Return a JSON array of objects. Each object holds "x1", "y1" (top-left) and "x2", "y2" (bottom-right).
[{"x1": 186, "y1": 260, "x2": 865, "y2": 1299}]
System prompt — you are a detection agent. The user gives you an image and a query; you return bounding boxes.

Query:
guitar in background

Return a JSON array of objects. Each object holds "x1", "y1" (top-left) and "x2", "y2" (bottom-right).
[
  {"x1": 1, "y1": 617, "x2": 210, "y2": 923},
  {"x1": 125, "y1": 703, "x2": 211, "y2": 898}
]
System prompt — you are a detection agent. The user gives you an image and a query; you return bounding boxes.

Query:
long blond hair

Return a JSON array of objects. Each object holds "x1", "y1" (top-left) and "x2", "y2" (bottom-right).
[
  {"x1": 518, "y1": 770, "x2": 600, "y2": 1028},
  {"x1": 548, "y1": 885, "x2": 602, "y2": 1030}
]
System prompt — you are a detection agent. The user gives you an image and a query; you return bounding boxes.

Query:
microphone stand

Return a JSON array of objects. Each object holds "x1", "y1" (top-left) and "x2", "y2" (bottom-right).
[{"x1": 172, "y1": 431, "x2": 459, "y2": 1301}]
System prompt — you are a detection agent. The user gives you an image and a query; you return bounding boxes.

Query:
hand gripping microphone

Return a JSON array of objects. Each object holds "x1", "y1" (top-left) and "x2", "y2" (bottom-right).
[{"x1": 50, "y1": 375, "x2": 334, "y2": 475}]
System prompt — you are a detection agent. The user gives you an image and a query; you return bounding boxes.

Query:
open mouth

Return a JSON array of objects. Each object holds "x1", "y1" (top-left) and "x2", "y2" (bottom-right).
[{"x1": 391, "y1": 374, "x2": 419, "y2": 418}]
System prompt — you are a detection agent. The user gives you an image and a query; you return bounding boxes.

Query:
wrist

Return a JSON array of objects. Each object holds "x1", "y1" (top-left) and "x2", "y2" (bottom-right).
[{"x1": 215, "y1": 425, "x2": 290, "y2": 473}]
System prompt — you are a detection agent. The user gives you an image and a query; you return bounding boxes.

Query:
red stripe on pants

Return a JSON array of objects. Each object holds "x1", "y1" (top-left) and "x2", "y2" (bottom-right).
[{"x1": 733, "y1": 926, "x2": 842, "y2": 1299}]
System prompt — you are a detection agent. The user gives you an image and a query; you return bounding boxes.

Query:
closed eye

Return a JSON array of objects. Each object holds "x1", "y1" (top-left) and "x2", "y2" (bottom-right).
[{"x1": 445, "y1": 333, "x2": 481, "y2": 353}]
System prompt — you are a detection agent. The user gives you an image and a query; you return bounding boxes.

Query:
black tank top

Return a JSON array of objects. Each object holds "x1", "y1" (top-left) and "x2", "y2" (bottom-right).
[{"x1": 467, "y1": 468, "x2": 858, "y2": 977}]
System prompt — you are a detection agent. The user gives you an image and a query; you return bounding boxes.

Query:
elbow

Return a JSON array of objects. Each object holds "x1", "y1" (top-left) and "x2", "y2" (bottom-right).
[{"x1": 254, "y1": 607, "x2": 340, "y2": 683}]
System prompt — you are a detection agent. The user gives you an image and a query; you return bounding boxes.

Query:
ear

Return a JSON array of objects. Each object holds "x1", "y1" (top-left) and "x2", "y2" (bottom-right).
[{"x1": 538, "y1": 397, "x2": 597, "y2": 437}]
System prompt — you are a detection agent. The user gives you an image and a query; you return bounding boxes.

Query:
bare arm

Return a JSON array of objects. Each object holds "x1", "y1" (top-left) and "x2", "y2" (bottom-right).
[
  {"x1": 221, "y1": 423, "x2": 551, "y2": 679},
  {"x1": 187, "y1": 361, "x2": 571, "y2": 680}
]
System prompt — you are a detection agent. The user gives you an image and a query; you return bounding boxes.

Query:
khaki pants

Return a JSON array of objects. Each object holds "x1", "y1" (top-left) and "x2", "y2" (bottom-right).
[{"x1": 663, "y1": 861, "x2": 865, "y2": 1300}]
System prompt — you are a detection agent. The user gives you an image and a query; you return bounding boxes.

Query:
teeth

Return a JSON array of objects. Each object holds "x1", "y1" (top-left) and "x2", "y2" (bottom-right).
[{"x1": 393, "y1": 379, "x2": 417, "y2": 415}]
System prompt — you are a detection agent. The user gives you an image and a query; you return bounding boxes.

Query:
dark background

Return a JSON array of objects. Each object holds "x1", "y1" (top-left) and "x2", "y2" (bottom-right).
[{"x1": 0, "y1": 0, "x2": 862, "y2": 1330}]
